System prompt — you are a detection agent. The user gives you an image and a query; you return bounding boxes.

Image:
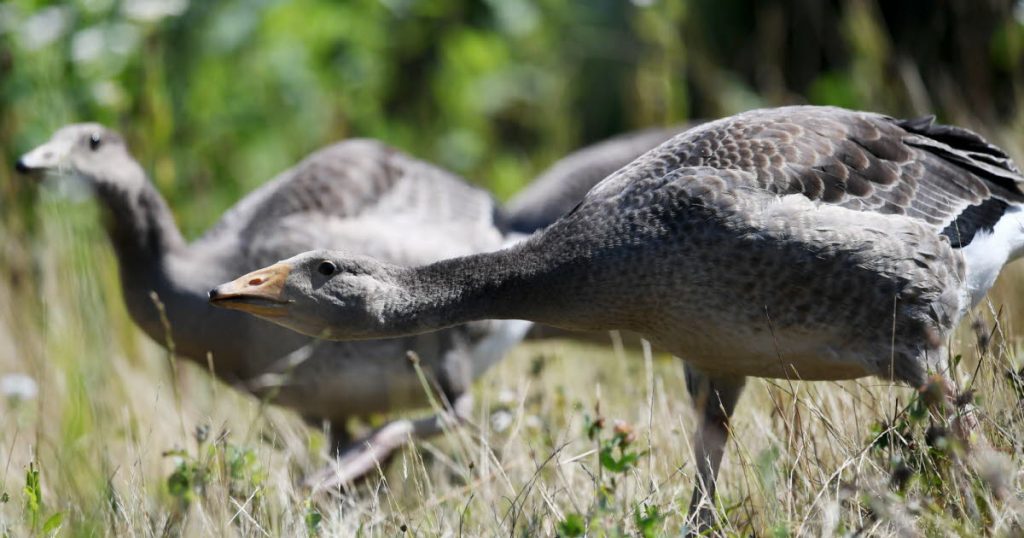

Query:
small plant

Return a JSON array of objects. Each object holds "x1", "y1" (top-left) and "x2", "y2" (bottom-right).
[
  {"x1": 865, "y1": 378, "x2": 985, "y2": 522},
  {"x1": 561, "y1": 404, "x2": 656, "y2": 535},
  {"x1": 164, "y1": 448, "x2": 209, "y2": 505},
  {"x1": 598, "y1": 421, "x2": 642, "y2": 474},
  {"x1": 163, "y1": 425, "x2": 266, "y2": 511},
  {"x1": 556, "y1": 513, "x2": 586, "y2": 537},
  {"x1": 24, "y1": 463, "x2": 42, "y2": 529},
  {"x1": 22, "y1": 462, "x2": 63, "y2": 535},
  {"x1": 304, "y1": 499, "x2": 323, "y2": 536},
  {"x1": 633, "y1": 504, "x2": 664, "y2": 538}
]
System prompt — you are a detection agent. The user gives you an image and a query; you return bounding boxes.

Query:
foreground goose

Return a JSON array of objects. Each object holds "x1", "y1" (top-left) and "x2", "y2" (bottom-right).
[
  {"x1": 210, "y1": 106, "x2": 1024, "y2": 525},
  {"x1": 16, "y1": 126, "x2": 531, "y2": 483}
]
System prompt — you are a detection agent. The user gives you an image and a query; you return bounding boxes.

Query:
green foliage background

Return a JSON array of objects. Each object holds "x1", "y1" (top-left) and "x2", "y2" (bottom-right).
[{"x1": 3, "y1": 1, "x2": 1022, "y2": 234}]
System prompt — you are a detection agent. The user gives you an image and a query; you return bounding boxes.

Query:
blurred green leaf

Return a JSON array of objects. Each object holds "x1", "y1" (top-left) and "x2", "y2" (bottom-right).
[
  {"x1": 556, "y1": 513, "x2": 585, "y2": 537},
  {"x1": 41, "y1": 512, "x2": 63, "y2": 534},
  {"x1": 23, "y1": 462, "x2": 42, "y2": 528}
]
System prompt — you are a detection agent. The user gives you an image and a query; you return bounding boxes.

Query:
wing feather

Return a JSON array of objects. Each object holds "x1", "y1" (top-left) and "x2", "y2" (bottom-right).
[
  {"x1": 580, "y1": 106, "x2": 1023, "y2": 249},
  {"x1": 194, "y1": 139, "x2": 504, "y2": 269}
]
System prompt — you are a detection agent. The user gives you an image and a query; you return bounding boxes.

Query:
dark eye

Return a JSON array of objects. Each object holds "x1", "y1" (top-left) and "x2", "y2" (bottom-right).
[
  {"x1": 317, "y1": 261, "x2": 337, "y2": 276},
  {"x1": 89, "y1": 133, "x2": 102, "y2": 151}
]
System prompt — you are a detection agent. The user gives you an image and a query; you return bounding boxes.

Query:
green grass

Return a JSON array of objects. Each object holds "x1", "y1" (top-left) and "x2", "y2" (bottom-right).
[{"x1": 2, "y1": 195, "x2": 1024, "y2": 536}]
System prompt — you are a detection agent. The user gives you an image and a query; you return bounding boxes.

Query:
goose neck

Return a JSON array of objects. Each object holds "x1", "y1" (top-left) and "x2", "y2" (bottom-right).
[
  {"x1": 94, "y1": 171, "x2": 186, "y2": 265},
  {"x1": 378, "y1": 243, "x2": 578, "y2": 335}
]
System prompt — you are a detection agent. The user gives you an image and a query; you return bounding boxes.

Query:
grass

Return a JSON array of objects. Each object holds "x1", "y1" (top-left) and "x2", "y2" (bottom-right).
[{"x1": 1, "y1": 191, "x2": 1024, "y2": 537}]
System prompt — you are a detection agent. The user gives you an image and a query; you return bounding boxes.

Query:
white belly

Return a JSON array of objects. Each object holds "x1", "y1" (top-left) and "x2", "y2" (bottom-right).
[{"x1": 961, "y1": 205, "x2": 1024, "y2": 307}]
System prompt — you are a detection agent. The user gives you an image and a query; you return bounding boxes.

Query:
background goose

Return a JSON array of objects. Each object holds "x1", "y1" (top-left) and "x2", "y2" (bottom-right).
[
  {"x1": 209, "y1": 105, "x2": 1024, "y2": 528},
  {"x1": 504, "y1": 126, "x2": 691, "y2": 234},
  {"x1": 16, "y1": 125, "x2": 532, "y2": 483}
]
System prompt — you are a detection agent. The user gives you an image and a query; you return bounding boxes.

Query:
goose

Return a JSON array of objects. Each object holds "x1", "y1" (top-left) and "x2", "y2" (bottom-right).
[
  {"x1": 15, "y1": 125, "x2": 532, "y2": 484},
  {"x1": 208, "y1": 106, "x2": 1024, "y2": 527}
]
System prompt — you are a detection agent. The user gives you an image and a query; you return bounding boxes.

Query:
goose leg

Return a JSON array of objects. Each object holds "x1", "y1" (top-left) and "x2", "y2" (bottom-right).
[
  {"x1": 305, "y1": 394, "x2": 472, "y2": 491},
  {"x1": 683, "y1": 364, "x2": 746, "y2": 532}
]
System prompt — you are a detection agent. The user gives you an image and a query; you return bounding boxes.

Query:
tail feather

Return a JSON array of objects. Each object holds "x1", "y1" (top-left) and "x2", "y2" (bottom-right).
[{"x1": 897, "y1": 116, "x2": 1024, "y2": 202}]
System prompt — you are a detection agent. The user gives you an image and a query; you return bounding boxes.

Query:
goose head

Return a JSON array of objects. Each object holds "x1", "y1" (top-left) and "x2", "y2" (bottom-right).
[
  {"x1": 15, "y1": 123, "x2": 143, "y2": 189},
  {"x1": 208, "y1": 250, "x2": 401, "y2": 340}
]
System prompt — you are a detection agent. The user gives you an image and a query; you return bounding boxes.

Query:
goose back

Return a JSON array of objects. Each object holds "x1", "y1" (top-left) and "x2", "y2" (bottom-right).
[{"x1": 196, "y1": 139, "x2": 504, "y2": 272}]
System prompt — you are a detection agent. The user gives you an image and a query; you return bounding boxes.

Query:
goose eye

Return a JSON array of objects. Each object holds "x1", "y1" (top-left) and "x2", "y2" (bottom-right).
[
  {"x1": 89, "y1": 133, "x2": 102, "y2": 151},
  {"x1": 317, "y1": 261, "x2": 337, "y2": 276}
]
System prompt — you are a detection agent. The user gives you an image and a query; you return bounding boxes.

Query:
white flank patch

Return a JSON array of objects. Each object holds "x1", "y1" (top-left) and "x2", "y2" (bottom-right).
[{"x1": 962, "y1": 205, "x2": 1024, "y2": 307}]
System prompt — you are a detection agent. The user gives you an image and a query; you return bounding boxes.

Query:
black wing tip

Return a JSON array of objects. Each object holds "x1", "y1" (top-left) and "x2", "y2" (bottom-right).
[
  {"x1": 941, "y1": 197, "x2": 1009, "y2": 249},
  {"x1": 898, "y1": 115, "x2": 937, "y2": 132},
  {"x1": 896, "y1": 115, "x2": 1015, "y2": 165}
]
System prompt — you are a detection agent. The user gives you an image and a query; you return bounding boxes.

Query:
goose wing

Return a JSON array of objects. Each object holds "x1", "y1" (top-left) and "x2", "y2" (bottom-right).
[
  {"x1": 584, "y1": 106, "x2": 1024, "y2": 248},
  {"x1": 197, "y1": 139, "x2": 505, "y2": 268}
]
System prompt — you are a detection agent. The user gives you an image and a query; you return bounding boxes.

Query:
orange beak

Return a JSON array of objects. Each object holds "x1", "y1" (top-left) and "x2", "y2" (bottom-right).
[{"x1": 208, "y1": 263, "x2": 292, "y2": 317}]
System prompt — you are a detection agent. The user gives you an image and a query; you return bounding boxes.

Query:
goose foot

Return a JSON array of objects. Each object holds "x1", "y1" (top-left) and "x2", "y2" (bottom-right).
[
  {"x1": 304, "y1": 419, "x2": 417, "y2": 492},
  {"x1": 304, "y1": 395, "x2": 473, "y2": 492}
]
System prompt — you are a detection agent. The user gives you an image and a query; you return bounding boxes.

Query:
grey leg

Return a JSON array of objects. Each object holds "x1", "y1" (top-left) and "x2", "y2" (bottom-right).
[
  {"x1": 683, "y1": 364, "x2": 746, "y2": 532},
  {"x1": 305, "y1": 393, "x2": 473, "y2": 491}
]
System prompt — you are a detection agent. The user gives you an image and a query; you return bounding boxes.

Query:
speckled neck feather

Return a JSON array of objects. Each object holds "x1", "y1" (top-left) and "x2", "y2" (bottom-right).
[{"x1": 377, "y1": 228, "x2": 636, "y2": 338}]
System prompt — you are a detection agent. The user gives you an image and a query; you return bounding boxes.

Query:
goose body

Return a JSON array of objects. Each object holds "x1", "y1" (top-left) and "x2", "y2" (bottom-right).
[
  {"x1": 16, "y1": 128, "x2": 529, "y2": 455},
  {"x1": 211, "y1": 106, "x2": 1024, "y2": 526}
]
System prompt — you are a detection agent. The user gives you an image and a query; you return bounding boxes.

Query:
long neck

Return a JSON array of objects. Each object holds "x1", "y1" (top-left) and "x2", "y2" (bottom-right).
[
  {"x1": 90, "y1": 168, "x2": 205, "y2": 359},
  {"x1": 93, "y1": 168, "x2": 186, "y2": 267},
  {"x1": 377, "y1": 237, "x2": 611, "y2": 336},
  {"x1": 89, "y1": 167, "x2": 309, "y2": 379}
]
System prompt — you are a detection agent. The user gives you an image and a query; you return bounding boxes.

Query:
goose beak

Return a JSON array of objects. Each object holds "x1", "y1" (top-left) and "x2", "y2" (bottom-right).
[
  {"x1": 16, "y1": 149, "x2": 47, "y2": 178},
  {"x1": 208, "y1": 263, "x2": 293, "y2": 317},
  {"x1": 16, "y1": 140, "x2": 68, "y2": 177}
]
